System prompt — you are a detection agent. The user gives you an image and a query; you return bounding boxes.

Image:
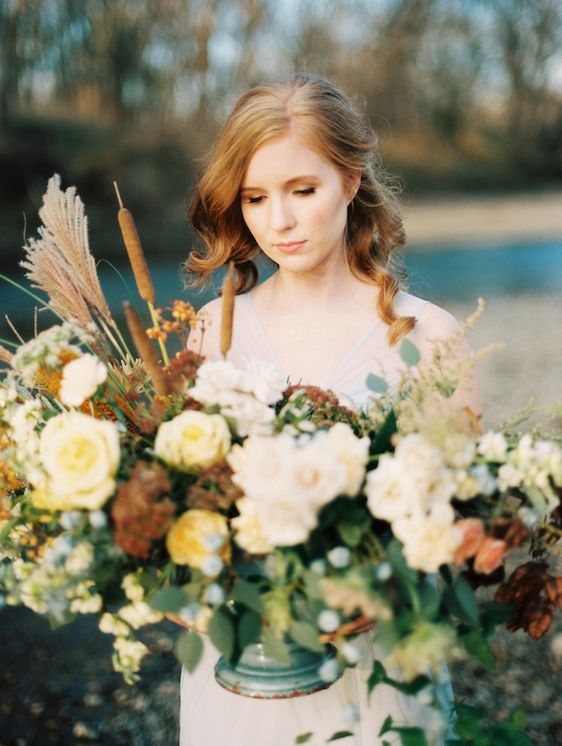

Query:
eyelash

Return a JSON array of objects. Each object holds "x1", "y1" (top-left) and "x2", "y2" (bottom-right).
[{"x1": 244, "y1": 187, "x2": 316, "y2": 205}]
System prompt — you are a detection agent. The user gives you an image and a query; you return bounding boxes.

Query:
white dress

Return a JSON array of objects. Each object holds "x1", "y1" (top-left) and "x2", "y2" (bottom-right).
[{"x1": 179, "y1": 290, "x2": 456, "y2": 746}]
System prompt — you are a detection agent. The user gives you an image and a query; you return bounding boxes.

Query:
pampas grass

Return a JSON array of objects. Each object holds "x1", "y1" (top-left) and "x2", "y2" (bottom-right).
[{"x1": 21, "y1": 175, "x2": 112, "y2": 328}]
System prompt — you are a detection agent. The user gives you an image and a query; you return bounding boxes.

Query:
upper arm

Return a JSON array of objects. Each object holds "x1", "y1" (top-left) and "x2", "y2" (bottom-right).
[
  {"x1": 411, "y1": 302, "x2": 482, "y2": 418},
  {"x1": 187, "y1": 298, "x2": 222, "y2": 360}
]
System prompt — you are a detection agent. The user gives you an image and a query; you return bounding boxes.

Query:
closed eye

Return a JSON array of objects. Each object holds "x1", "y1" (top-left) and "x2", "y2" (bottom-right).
[
  {"x1": 244, "y1": 195, "x2": 264, "y2": 205},
  {"x1": 295, "y1": 187, "x2": 316, "y2": 196}
]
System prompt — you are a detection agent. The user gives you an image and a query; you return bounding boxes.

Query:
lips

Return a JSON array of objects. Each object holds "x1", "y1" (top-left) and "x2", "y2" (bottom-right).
[{"x1": 274, "y1": 240, "x2": 307, "y2": 254}]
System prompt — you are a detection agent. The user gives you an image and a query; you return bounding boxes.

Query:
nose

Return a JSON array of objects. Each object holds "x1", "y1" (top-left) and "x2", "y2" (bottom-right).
[{"x1": 269, "y1": 195, "x2": 296, "y2": 232}]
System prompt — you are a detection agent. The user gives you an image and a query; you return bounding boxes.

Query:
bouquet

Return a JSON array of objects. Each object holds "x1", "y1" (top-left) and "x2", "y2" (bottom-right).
[{"x1": 1, "y1": 176, "x2": 561, "y2": 745}]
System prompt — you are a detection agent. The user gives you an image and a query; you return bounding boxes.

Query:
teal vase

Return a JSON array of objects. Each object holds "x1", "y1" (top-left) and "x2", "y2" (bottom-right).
[{"x1": 214, "y1": 638, "x2": 340, "y2": 698}]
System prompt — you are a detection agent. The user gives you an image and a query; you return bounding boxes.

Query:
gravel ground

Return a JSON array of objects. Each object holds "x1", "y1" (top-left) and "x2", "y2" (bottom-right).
[{"x1": 1, "y1": 292, "x2": 561, "y2": 746}]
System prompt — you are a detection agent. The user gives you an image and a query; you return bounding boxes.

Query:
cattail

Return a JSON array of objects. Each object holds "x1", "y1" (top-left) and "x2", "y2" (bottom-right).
[
  {"x1": 220, "y1": 261, "x2": 235, "y2": 359},
  {"x1": 114, "y1": 182, "x2": 155, "y2": 304},
  {"x1": 124, "y1": 302, "x2": 171, "y2": 395}
]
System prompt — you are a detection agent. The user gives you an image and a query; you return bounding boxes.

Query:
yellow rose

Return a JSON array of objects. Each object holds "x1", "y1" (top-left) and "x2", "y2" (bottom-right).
[
  {"x1": 154, "y1": 410, "x2": 231, "y2": 471},
  {"x1": 34, "y1": 411, "x2": 120, "y2": 511},
  {"x1": 166, "y1": 509, "x2": 230, "y2": 568}
]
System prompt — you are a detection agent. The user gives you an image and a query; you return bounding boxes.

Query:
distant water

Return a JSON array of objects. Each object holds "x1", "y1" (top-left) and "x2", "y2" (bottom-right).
[
  {"x1": 1, "y1": 239, "x2": 561, "y2": 340},
  {"x1": 404, "y1": 238, "x2": 562, "y2": 302}
]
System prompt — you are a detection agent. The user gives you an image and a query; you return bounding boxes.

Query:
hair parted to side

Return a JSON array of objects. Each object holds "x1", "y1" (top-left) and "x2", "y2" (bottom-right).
[{"x1": 185, "y1": 72, "x2": 415, "y2": 345}]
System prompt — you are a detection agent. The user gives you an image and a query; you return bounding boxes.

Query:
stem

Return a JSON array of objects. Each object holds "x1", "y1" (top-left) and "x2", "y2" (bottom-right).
[{"x1": 148, "y1": 301, "x2": 170, "y2": 366}]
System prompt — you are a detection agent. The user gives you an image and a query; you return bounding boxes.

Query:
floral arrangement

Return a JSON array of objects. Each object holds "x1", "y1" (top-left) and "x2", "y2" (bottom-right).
[{"x1": 1, "y1": 176, "x2": 561, "y2": 745}]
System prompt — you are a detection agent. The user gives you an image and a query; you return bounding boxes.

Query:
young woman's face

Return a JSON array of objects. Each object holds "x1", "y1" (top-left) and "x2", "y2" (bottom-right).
[{"x1": 240, "y1": 133, "x2": 357, "y2": 274}]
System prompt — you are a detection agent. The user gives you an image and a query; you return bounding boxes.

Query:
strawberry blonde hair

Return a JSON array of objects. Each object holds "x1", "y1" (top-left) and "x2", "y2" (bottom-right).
[{"x1": 185, "y1": 73, "x2": 415, "y2": 344}]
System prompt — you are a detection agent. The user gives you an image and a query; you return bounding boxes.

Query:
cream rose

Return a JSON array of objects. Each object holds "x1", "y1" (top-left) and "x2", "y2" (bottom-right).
[
  {"x1": 35, "y1": 411, "x2": 120, "y2": 511},
  {"x1": 59, "y1": 353, "x2": 107, "y2": 407},
  {"x1": 166, "y1": 509, "x2": 231, "y2": 567},
  {"x1": 154, "y1": 410, "x2": 231, "y2": 471}
]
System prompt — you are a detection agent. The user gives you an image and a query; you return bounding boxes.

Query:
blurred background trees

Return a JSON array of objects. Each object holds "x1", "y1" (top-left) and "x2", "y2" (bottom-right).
[{"x1": 0, "y1": 0, "x2": 561, "y2": 265}]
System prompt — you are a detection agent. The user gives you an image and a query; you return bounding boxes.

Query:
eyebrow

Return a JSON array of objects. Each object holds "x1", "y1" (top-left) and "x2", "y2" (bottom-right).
[{"x1": 240, "y1": 176, "x2": 320, "y2": 193}]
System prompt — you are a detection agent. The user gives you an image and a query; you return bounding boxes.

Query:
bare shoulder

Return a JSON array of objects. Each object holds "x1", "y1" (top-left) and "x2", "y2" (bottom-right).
[{"x1": 186, "y1": 297, "x2": 222, "y2": 358}]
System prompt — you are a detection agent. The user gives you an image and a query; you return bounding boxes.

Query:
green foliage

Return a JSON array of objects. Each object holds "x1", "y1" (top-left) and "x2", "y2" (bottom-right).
[
  {"x1": 289, "y1": 621, "x2": 324, "y2": 653},
  {"x1": 231, "y1": 578, "x2": 264, "y2": 614},
  {"x1": 208, "y1": 605, "x2": 236, "y2": 660},
  {"x1": 366, "y1": 372, "x2": 389, "y2": 394},
  {"x1": 295, "y1": 734, "x2": 313, "y2": 744},
  {"x1": 237, "y1": 610, "x2": 262, "y2": 650},
  {"x1": 327, "y1": 732, "x2": 355, "y2": 741},
  {"x1": 369, "y1": 410, "x2": 398, "y2": 455},
  {"x1": 175, "y1": 630, "x2": 204, "y2": 673},
  {"x1": 451, "y1": 702, "x2": 534, "y2": 745},
  {"x1": 443, "y1": 575, "x2": 480, "y2": 627},
  {"x1": 262, "y1": 627, "x2": 291, "y2": 666},
  {"x1": 399, "y1": 339, "x2": 421, "y2": 367},
  {"x1": 379, "y1": 715, "x2": 429, "y2": 746},
  {"x1": 461, "y1": 629, "x2": 496, "y2": 670},
  {"x1": 368, "y1": 661, "x2": 431, "y2": 698},
  {"x1": 148, "y1": 586, "x2": 189, "y2": 613}
]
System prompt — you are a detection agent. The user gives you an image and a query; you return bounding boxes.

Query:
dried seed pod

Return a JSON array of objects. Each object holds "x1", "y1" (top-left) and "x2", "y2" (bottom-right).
[
  {"x1": 220, "y1": 261, "x2": 235, "y2": 358},
  {"x1": 114, "y1": 182, "x2": 155, "y2": 303},
  {"x1": 124, "y1": 302, "x2": 170, "y2": 395},
  {"x1": 546, "y1": 576, "x2": 562, "y2": 609}
]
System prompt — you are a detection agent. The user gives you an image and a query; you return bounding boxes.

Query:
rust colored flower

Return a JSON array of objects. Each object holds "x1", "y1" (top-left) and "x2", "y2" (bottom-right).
[
  {"x1": 453, "y1": 518, "x2": 485, "y2": 565},
  {"x1": 473, "y1": 537, "x2": 508, "y2": 574},
  {"x1": 494, "y1": 561, "x2": 557, "y2": 639},
  {"x1": 112, "y1": 461, "x2": 176, "y2": 558},
  {"x1": 187, "y1": 460, "x2": 243, "y2": 512},
  {"x1": 165, "y1": 349, "x2": 205, "y2": 390}
]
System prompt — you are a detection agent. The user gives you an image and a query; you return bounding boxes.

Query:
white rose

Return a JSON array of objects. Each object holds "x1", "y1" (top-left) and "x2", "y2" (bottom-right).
[
  {"x1": 238, "y1": 358, "x2": 286, "y2": 403},
  {"x1": 365, "y1": 454, "x2": 421, "y2": 523},
  {"x1": 325, "y1": 423, "x2": 369, "y2": 496},
  {"x1": 59, "y1": 354, "x2": 107, "y2": 407},
  {"x1": 497, "y1": 462, "x2": 524, "y2": 491},
  {"x1": 155, "y1": 410, "x2": 231, "y2": 470},
  {"x1": 35, "y1": 412, "x2": 120, "y2": 511},
  {"x1": 255, "y1": 493, "x2": 319, "y2": 546},
  {"x1": 232, "y1": 497, "x2": 274, "y2": 554},
  {"x1": 219, "y1": 391, "x2": 276, "y2": 437},
  {"x1": 189, "y1": 360, "x2": 243, "y2": 404},
  {"x1": 393, "y1": 507, "x2": 461, "y2": 573},
  {"x1": 228, "y1": 434, "x2": 295, "y2": 499},
  {"x1": 289, "y1": 436, "x2": 349, "y2": 509}
]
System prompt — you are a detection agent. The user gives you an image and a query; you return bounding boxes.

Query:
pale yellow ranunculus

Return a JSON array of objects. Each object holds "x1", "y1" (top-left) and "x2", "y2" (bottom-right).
[
  {"x1": 154, "y1": 410, "x2": 231, "y2": 471},
  {"x1": 34, "y1": 411, "x2": 120, "y2": 511},
  {"x1": 166, "y1": 509, "x2": 230, "y2": 567}
]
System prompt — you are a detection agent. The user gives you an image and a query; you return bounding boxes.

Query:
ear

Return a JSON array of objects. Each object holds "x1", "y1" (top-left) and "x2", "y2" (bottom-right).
[{"x1": 343, "y1": 171, "x2": 361, "y2": 203}]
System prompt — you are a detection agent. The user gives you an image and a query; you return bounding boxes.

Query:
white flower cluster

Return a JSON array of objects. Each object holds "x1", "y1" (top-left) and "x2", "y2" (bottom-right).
[
  {"x1": 98, "y1": 572, "x2": 161, "y2": 683},
  {"x1": 229, "y1": 423, "x2": 369, "y2": 549},
  {"x1": 189, "y1": 359, "x2": 286, "y2": 436},
  {"x1": 365, "y1": 434, "x2": 463, "y2": 573},
  {"x1": 5, "y1": 536, "x2": 101, "y2": 623},
  {"x1": 9, "y1": 321, "x2": 92, "y2": 387},
  {"x1": 1, "y1": 396, "x2": 43, "y2": 474},
  {"x1": 480, "y1": 432, "x2": 562, "y2": 515}
]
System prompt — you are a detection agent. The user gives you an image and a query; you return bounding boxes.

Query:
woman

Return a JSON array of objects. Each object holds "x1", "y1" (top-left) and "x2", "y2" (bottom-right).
[{"x1": 181, "y1": 73, "x2": 478, "y2": 745}]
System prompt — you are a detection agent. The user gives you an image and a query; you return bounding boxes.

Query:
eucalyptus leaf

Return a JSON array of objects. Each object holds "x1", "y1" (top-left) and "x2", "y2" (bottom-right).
[
  {"x1": 149, "y1": 586, "x2": 189, "y2": 613},
  {"x1": 327, "y1": 732, "x2": 355, "y2": 741},
  {"x1": 232, "y1": 578, "x2": 264, "y2": 614},
  {"x1": 399, "y1": 338, "x2": 421, "y2": 366},
  {"x1": 366, "y1": 372, "x2": 389, "y2": 393},
  {"x1": 295, "y1": 734, "x2": 313, "y2": 744},
  {"x1": 208, "y1": 606, "x2": 235, "y2": 660},
  {"x1": 238, "y1": 610, "x2": 262, "y2": 650},
  {"x1": 175, "y1": 630, "x2": 204, "y2": 673}
]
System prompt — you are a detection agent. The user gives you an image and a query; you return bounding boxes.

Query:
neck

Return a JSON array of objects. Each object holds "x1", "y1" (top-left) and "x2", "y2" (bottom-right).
[{"x1": 269, "y1": 252, "x2": 362, "y2": 308}]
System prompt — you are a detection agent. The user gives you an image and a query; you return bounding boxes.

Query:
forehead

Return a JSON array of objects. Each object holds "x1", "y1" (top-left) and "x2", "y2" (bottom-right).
[{"x1": 242, "y1": 133, "x2": 338, "y2": 186}]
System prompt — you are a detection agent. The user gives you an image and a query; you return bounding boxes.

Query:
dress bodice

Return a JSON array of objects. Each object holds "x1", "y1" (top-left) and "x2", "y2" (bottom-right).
[{"x1": 224, "y1": 289, "x2": 431, "y2": 410}]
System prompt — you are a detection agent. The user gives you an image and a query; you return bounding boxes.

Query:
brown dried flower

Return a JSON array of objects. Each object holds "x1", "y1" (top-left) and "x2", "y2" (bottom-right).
[
  {"x1": 112, "y1": 461, "x2": 176, "y2": 558},
  {"x1": 186, "y1": 460, "x2": 243, "y2": 511}
]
